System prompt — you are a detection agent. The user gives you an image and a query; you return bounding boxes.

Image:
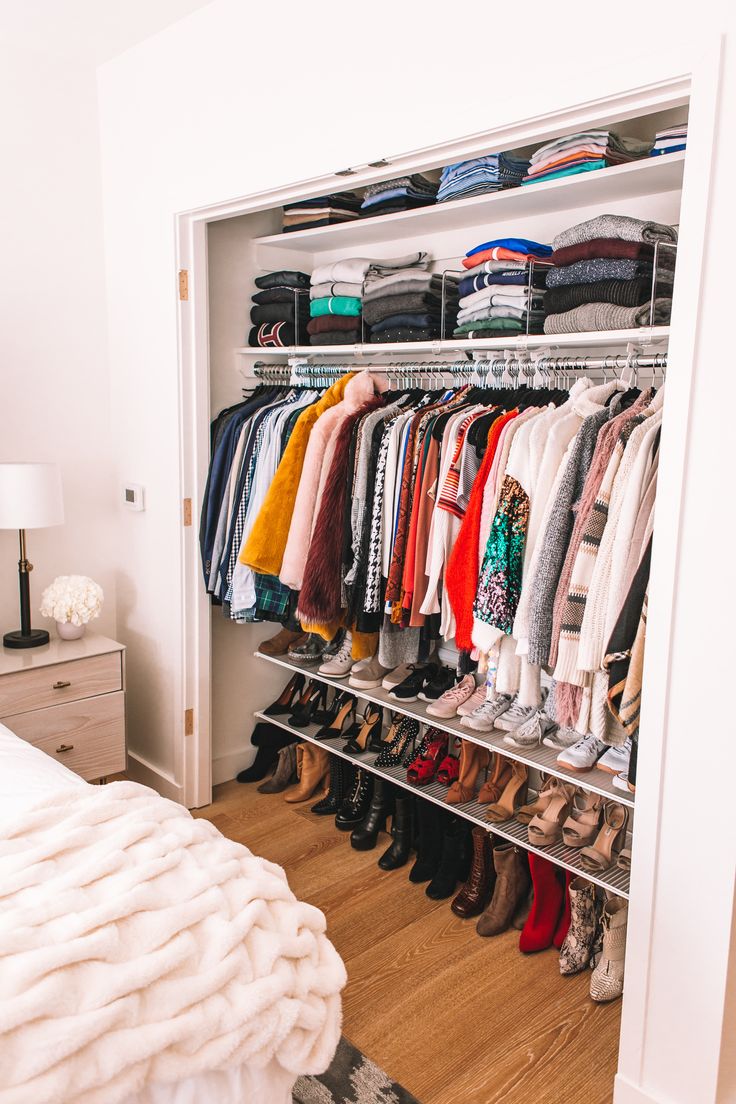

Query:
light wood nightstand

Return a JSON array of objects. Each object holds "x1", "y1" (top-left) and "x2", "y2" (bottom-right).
[{"x1": 0, "y1": 632, "x2": 126, "y2": 782}]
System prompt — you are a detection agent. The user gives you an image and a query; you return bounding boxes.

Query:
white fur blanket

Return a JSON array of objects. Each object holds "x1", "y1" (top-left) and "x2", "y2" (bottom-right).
[{"x1": 0, "y1": 781, "x2": 345, "y2": 1104}]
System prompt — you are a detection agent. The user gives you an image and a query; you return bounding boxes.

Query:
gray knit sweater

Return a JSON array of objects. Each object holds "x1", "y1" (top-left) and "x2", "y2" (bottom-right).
[
  {"x1": 552, "y1": 214, "x2": 678, "y2": 250},
  {"x1": 543, "y1": 297, "x2": 673, "y2": 334},
  {"x1": 527, "y1": 408, "x2": 611, "y2": 667}
]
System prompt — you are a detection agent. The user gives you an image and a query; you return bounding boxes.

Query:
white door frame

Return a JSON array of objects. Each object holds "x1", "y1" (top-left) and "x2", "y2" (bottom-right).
[{"x1": 174, "y1": 38, "x2": 722, "y2": 1102}]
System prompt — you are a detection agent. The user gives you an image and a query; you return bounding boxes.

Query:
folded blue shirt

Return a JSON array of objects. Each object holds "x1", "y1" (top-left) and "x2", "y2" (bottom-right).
[{"x1": 466, "y1": 237, "x2": 552, "y2": 258}]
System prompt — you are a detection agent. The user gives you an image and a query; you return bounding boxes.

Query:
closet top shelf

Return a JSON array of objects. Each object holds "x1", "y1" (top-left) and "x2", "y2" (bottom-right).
[
  {"x1": 237, "y1": 326, "x2": 671, "y2": 358},
  {"x1": 253, "y1": 153, "x2": 685, "y2": 255}
]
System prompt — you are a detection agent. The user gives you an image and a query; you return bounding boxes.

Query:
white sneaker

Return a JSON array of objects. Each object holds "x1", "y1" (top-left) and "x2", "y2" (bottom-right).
[
  {"x1": 318, "y1": 632, "x2": 353, "y2": 677},
  {"x1": 612, "y1": 771, "x2": 634, "y2": 793},
  {"x1": 494, "y1": 697, "x2": 536, "y2": 732},
  {"x1": 596, "y1": 738, "x2": 632, "y2": 776},
  {"x1": 349, "y1": 654, "x2": 391, "y2": 689},
  {"x1": 426, "y1": 674, "x2": 477, "y2": 719},
  {"x1": 503, "y1": 710, "x2": 557, "y2": 749},
  {"x1": 542, "y1": 725, "x2": 581, "y2": 750},
  {"x1": 556, "y1": 732, "x2": 607, "y2": 771},
  {"x1": 351, "y1": 656, "x2": 371, "y2": 674},
  {"x1": 456, "y1": 683, "x2": 486, "y2": 717},
  {"x1": 381, "y1": 663, "x2": 414, "y2": 691},
  {"x1": 460, "y1": 695, "x2": 512, "y2": 732}
]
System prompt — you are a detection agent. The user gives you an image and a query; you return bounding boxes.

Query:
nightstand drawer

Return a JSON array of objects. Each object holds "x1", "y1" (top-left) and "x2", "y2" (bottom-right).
[
  {"x1": 2, "y1": 692, "x2": 126, "y2": 781},
  {"x1": 0, "y1": 652, "x2": 122, "y2": 716}
]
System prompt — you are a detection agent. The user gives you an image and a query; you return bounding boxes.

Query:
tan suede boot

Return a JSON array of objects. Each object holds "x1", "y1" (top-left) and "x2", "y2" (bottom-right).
[
  {"x1": 284, "y1": 743, "x2": 330, "y2": 803},
  {"x1": 476, "y1": 843, "x2": 531, "y2": 936},
  {"x1": 446, "y1": 742, "x2": 491, "y2": 805}
]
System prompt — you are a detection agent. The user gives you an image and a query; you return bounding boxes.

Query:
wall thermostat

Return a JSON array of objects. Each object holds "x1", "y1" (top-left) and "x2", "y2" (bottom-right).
[{"x1": 123, "y1": 483, "x2": 145, "y2": 511}]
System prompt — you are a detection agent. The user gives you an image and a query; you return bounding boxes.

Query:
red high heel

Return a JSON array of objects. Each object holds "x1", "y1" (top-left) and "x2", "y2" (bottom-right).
[
  {"x1": 437, "y1": 754, "x2": 460, "y2": 786},
  {"x1": 407, "y1": 730, "x2": 449, "y2": 787}
]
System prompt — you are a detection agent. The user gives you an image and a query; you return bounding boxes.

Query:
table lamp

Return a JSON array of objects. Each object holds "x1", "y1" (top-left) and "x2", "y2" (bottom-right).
[{"x1": 0, "y1": 463, "x2": 64, "y2": 649}]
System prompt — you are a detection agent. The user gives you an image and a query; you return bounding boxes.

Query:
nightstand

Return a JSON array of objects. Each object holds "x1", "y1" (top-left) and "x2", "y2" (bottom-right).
[{"x1": 0, "y1": 632, "x2": 126, "y2": 782}]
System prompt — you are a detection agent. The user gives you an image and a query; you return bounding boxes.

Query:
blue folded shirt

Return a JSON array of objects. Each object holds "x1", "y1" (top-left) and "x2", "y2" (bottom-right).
[{"x1": 466, "y1": 237, "x2": 552, "y2": 258}]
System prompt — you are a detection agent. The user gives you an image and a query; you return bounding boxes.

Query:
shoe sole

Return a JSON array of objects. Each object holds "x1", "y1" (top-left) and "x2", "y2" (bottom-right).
[
  {"x1": 426, "y1": 708, "x2": 458, "y2": 719},
  {"x1": 391, "y1": 694, "x2": 419, "y2": 702},
  {"x1": 318, "y1": 669, "x2": 350, "y2": 678},
  {"x1": 503, "y1": 736, "x2": 540, "y2": 749},
  {"x1": 459, "y1": 722, "x2": 496, "y2": 732},
  {"x1": 349, "y1": 678, "x2": 383, "y2": 689},
  {"x1": 595, "y1": 763, "x2": 625, "y2": 775},
  {"x1": 556, "y1": 761, "x2": 600, "y2": 771},
  {"x1": 417, "y1": 691, "x2": 447, "y2": 703}
]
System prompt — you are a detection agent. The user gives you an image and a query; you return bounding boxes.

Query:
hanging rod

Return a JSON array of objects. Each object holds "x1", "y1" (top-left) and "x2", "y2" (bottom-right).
[{"x1": 254, "y1": 351, "x2": 668, "y2": 376}]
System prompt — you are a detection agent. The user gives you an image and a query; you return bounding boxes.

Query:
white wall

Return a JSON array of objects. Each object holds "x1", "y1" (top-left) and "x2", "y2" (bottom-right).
[
  {"x1": 96, "y1": 3, "x2": 735, "y2": 1101},
  {"x1": 0, "y1": 39, "x2": 115, "y2": 642}
]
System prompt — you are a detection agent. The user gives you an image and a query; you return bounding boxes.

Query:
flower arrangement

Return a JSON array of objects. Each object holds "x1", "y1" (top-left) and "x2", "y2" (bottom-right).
[{"x1": 40, "y1": 575, "x2": 104, "y2": 627}]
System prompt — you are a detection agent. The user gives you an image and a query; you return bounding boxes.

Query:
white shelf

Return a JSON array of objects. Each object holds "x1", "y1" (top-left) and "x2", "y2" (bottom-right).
[
  {"x1": 254, "y1": 709, "x2": 631, "y2": 899},
  {"x1": 254, "y1": 652, "x2": 635, "y2": 809},
  {"x1": 253, "y1": 153, "x2": 685, "y2": 256},
  {"x1": 237, "y1": 326, "x2": 670, "y2": 359}
]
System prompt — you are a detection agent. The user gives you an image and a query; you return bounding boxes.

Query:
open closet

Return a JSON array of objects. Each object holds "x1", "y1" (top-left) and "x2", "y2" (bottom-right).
[{"x1": 177, "y1": 67, "x2": 716, "y2": 1103}]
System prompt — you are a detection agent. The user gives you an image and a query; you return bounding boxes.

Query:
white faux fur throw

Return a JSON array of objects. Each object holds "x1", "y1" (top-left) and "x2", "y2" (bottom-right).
[{"x1": 0, "y1": 781, "x2": 345, "y2": 1104}]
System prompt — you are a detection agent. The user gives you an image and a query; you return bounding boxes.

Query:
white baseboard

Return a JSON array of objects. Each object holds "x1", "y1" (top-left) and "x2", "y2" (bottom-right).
[
  {"x1": 212, "y1": 746, "x2": 256, "y2": 787},
  {"x1": 614, "y1": 1074, "x2": 662, "y2": 1104},
  {"x1": 126, "y1": 750, "x2": 185, "y2": 803}
]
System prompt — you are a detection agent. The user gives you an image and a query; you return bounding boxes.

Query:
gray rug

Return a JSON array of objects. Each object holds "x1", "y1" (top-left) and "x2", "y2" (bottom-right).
[{"x1": 293, "y1": 1035, "x2": 420, "y2": 1104}]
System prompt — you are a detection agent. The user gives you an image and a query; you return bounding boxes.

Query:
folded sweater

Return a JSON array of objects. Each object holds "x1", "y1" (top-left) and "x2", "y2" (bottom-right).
[
  {"x1": 309, "y1": 296, "x2": 362, "y2": 318},
  {"x1": 546, "y1": 258, "x2": 658, "y2": 288},
  {"x1": 363, "y1": 291, "x2": 448, "y2": 326},
  {"x1": 544, "y1": 276, "x2": 666, "y2": 314},
  {"x1": 310, "y1": 281, "x2": 363, "y2": 300},
  {"x1": 311, "y1": 252, "x2": 430, "y2": 286},
  {"x1": 250, "y1": 301, "x2": 309, "y2": 325},
  {"x1": 254, "y1": 270, "x2": 310, "y2": 290},
  {"x1": 310, "y1": 330, "x2": 361, "y2": 346},
  {"x1": 543, "y1": 297, "x2": 673, "y2": 334},
  {"x1": 550, "y1": 238, "x2": 665, "y2": 266},
  {"x1": 553, "y1": 214, "x2": 678, "y2": 250},
  {"x1": 307, "y1": 314, "x2": 363, "y2": 335}
]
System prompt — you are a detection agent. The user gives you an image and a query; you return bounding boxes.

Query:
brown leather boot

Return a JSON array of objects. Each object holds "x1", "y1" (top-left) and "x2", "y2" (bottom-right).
[
  {"x1": 451, "y1": 826, "x2": 494, "y2": 917},
  {"x1": 284, "y1": 743, "x2": 330, "y2": 803},
  {"x1": 259, "y1": 628, "x2": 307, "y2": 657},
  {"x1": 476, "y1": 843, "x2": 531, "y2": 937},
  {"x1": 477, "y1": 753, "x2": 512, "y2": 804},
  {"x1": 446, "y1": 742, "x2": 491, "y2": 805}
]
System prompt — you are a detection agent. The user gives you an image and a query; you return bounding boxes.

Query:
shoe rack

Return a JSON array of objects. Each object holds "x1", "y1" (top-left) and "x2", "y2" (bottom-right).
[{"x1": 253, "y1": 651, "x2": 632, "y2": 899}]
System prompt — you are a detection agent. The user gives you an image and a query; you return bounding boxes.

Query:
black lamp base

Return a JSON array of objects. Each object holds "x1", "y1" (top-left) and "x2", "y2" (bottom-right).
[{"x1": 3, "y1": 628, "x2": 50, "y2": 649}]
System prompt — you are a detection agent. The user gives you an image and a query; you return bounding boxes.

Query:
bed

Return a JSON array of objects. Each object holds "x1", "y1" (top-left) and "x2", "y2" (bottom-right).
[{"x1": 0, "y1": 723, "x2": 344, "y2": 1104}]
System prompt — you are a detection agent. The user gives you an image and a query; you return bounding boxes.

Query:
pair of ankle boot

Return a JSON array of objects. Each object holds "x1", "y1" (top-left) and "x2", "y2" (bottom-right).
[
  {"x1": 451, "y1": 828, "x2": 532, "y2": 935},
  {"x1": 237, "y1": 723, "x2": 297, "y2": 785},
  {"x1": 283, "y1": 743, "x2": 330, "y2": 803},
  {"x1": 560, "y1": 878, "x2": 628, "y2": 1002},
  {"x1": 409, "y1": 801, "x2": 472, "y2": 899}
]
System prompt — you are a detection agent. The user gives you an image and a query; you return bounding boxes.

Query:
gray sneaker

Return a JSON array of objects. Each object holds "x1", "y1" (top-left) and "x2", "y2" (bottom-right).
[
  {"x1": 503, "y1": 710, "x2": 557, "y2": 749},
  {"x1": 494, "y1": 697, "x2": 536, "y2": 732},
  {"x1": 459, "y1": 694, "x2": 512, "y2": 732},
  {"x1": 349, "y1": 653, "x2": 391, "y2": 690},
  {"x1": 542, "y1": 725, "x2": 581, "y2": 750}
]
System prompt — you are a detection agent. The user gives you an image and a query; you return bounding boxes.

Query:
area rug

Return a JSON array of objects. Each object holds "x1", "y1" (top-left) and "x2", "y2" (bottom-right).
[{"x1": 293, "y1": 1035, "x2": 420, "y2": 1104}]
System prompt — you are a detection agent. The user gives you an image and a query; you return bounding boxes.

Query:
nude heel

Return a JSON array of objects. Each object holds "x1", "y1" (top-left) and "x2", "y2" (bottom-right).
[
  {"x1": 562, "y1": 790, "x2": 604, "y2": 848},
  {"x1": 527, "y1": 778, "x2": 576, "y2": 846},
  {"x1": 580, "y1": 801, "x2": 629, "y2": 871},
  {"x1": 477, "y1": 753, "x2": 512, "y2": 805},
  {"x1": 486, "y1": 761, "x2": 529, "y2": 823}
]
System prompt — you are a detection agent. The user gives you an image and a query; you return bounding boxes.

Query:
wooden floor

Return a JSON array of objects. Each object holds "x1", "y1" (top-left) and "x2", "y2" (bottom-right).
[{"x1": 195, "y1": 781, "x2": 621, "y2": 1104}]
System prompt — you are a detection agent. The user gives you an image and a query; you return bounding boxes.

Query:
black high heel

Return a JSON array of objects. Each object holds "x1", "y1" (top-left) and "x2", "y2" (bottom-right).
[
  {"x1": 289, "y1": 681, "x2": 329, "y2": 728},
  {"x1": 344, "y1": 707, "x2": 382, "y2": 754},
  {"x1": 350, "y1": 778, "x2": 394, "y2": 851},
  {"x1": 374, "y1": 715, "x2": 421, "y2": 767},
  {"x1": 263, "y1": 672, "x2": 306, "y2": 717},
  {"x1": 314, "y1": 691, "x2": 357, "y2": 740},
  {"x1": 378, "y1": 793, "x2": 414, "y2": 869}
]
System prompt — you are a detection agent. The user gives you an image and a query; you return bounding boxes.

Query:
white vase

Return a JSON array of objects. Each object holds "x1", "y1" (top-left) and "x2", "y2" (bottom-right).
[{"x1": 56, "y1": 621, "x2": 85, "y2": 641}]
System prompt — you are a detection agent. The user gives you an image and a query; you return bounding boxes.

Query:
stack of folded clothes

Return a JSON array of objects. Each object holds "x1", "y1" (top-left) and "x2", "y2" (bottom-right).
[
  {"x1": 522, "y1": 130, "x2": 653, "y2": 186},
  {"x1": 436, "y1": 152, "x2": 530, "y2": 202},
  {"x1": 543, "y1": 214, "x2": 678, "y2": 335},
  {"x1": 248, "y1": 270, "x2": 311, "y2": 347},
  {"x1": 281, "y1": 192, "x2": 362, "y2": 233},
  {"x1": 363, "y1": 269, "x2": 458, "y2": 343},
  {"x1": 453, "y1": 237, "x2": 551, "y2": 338},
  {"x1": 360, "y1": 174, "x2": 438, "y2": 217},
  {"x1": 308, "y1": 252, "x2": 431, "y2": 346},
  {"x1": 650, "y1": 123, "x2": 687, "y2": 156}
]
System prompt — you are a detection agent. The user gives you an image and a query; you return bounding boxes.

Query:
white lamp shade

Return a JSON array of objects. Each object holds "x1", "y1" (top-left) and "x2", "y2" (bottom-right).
[{"x1": 0, "y1": 463, "x2": 65, "y2": 529}]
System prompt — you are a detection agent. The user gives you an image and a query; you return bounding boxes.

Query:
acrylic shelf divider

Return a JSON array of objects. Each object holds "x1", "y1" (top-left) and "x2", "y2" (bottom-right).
[{"x1": 254, "y1": 707, "x2": 631, "y2": 899}]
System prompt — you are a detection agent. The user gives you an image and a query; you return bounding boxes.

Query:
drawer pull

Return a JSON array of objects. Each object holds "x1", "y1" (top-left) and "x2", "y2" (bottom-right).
[
  {"x1": 53, "y1": 680, "x2": 71, "y2": 689},
  {"x1": 56, "y1": 743, "x2": 74, "y2": 753}
]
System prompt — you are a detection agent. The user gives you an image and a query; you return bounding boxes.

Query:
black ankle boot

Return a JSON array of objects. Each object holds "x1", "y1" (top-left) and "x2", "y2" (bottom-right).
[
  {"x1": 351, "y1": 778, "x2": 394, "y2": 851},
  {"x1": 335, "y1": 768, "x2": 372, "y2": 831},
  {"x1": 409, "y1": 799, "x2": 442, "y2": 883},
  {"x1": 426, "y1": 815, "x2": 472, "y2": 900},
  {"x1": 236, "y1": 723, "x2": 294, "y2": 783},
  {"x1": 311, "y1": 758, "x2": 354, "y2": 815},
  {"x1": 378, "y1": 792, "x2": 413, "y2": 869}
]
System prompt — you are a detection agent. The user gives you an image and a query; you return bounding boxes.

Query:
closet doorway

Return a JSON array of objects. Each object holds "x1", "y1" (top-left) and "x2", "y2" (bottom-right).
[{"x1": 175, "y1": 46, "x2": 720, "y2": 1104}]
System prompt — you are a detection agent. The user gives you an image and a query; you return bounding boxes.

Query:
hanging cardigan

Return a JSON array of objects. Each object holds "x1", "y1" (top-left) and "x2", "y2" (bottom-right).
[{"x1": 240, "y1": 374, "x2": 354, "y2": 577}]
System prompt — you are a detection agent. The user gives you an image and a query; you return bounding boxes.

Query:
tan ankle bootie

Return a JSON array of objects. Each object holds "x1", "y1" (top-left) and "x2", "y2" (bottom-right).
[
  {"x1": 446, "y1": 743, "x2": 490, "y2": 805},
  {"x1": 476, "y1": 843, "x2": 531, "y2": 937},
  {"x1": 590, "y1": 897, "x2": 628, "y2": 1002},
  {"x1": 284, "y1": 743, "x2": 330, "y2": 803}
]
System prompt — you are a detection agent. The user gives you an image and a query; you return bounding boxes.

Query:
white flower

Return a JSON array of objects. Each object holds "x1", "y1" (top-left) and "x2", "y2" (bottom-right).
[{"x1": 40, "y1": 576, "x2": 104, "y2": 625}]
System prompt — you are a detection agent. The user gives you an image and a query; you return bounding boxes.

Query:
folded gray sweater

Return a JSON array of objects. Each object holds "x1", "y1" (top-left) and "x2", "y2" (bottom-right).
[
  {"x1": 553, "y1": 214, "x2": 678, "y2": 251},
  {"x1": 543, "y1": 297, "x2": 673, "y2": 334}
]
